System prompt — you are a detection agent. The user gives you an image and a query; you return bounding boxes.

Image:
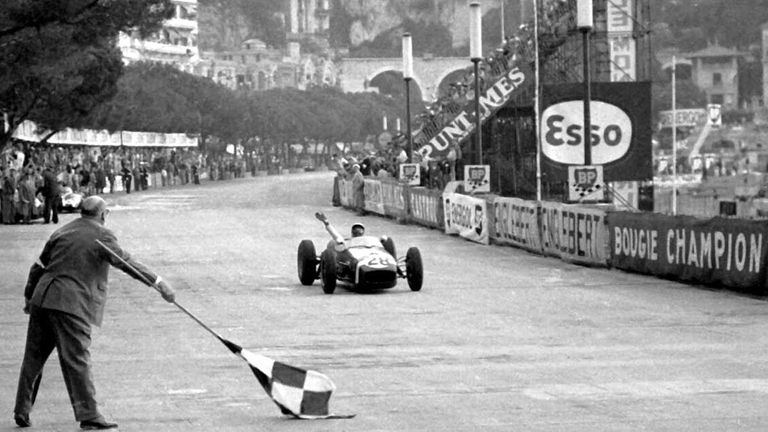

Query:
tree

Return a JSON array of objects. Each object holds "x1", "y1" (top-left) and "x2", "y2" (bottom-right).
[{"x1": 0, "y1": 0, "x2": 173, "y2": 150}]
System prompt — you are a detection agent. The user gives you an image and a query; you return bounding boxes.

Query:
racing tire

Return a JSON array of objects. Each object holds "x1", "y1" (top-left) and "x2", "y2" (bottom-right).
[
  {"x1": 381, "y1": 236, "x2": 396, "y2": 258},
  {"x1": 405, "y1": 247, "x2": 423, "y2": 292},
  {"x1": 297, "y1": 240, "x2": 317, "y2": 286},
  {"x1": 320, "y1": 249, "x2": 337, "y2": 294}
]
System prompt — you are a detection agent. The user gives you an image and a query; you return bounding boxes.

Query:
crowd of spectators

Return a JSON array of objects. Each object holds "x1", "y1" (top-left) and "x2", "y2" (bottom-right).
[
  {"x1": 0, "y1": 141, "x2": 248, "y2": 225},
  {"x1": 329, "y1": 140, "x2": 457, "y2": 191},
  {"x1": 1, "y1": 135, "x2": 458, "y2": 226}
]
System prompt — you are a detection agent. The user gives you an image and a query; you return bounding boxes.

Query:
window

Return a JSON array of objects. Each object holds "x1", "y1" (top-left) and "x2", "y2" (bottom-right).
[{"x1": 713, "y1": 73, "x2": 722, "y2": 87}]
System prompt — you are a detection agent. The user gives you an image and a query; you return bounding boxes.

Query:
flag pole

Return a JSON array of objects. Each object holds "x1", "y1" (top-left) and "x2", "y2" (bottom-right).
[
  {"x1": 97, "y1": 240, "x2": 353, "y2": 419},
  {"x1": 95, "y1": 240, "x2": 241, "y2": 352}
]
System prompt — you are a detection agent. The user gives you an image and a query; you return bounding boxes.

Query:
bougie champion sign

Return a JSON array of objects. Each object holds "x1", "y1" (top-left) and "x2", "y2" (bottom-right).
[
  {"x1": 608, "y1": 212, "x2": 768, "y2": 295},
  {"x1": 417, "y1": 63, "x2": 531, "y2": 159},
  {"x1": 540, "y1": 82, "x2": 652, "y2": 182}
]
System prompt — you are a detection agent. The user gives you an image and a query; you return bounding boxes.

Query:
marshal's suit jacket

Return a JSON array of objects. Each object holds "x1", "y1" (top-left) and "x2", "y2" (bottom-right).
[{"x1": 25, "y1": 217, "x2": 158, "y2": 327}]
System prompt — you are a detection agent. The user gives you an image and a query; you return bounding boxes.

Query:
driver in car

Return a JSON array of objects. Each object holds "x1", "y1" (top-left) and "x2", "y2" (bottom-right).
[{"x1": 315, "y1": 212, "x2": 365, "y2": 252}]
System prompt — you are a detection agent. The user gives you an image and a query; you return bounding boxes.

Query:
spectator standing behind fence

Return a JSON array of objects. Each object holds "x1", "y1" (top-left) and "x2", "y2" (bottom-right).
[
  {"x1": 121, "y1": 164, "x2": 132, "y2": 194},
  {"x1": 192, "y1": 164, "x2": 200, "y2": 184},
  {"x1": 1, "y1": 167, "x2": 16, "y2": 224},
  {"x1": 105, "y1": 162, "x2": 115, "y2": 194},
  {"x1": 94, "y1": 164, "x2": 106, "y2": 195},
  {"x1": 350, "y1": 164, "x2": 365, "y2": 215},
  {"x1": 132, "y1": 165, "x2": 141, "y2": 192},
  {"x1": 139, "y1": 164, "x2": 148, "y2": 191},
  {"x1": 40, "y1": 164, "x2": 60, "y2": 224},
  {"x1": 18, "y1": 170, "x2": 37, "y2": 224},
  {"x1": 179, "y1": 162, "x2": 188, "y2": 185},
  {"x1": 33, "y1": 166, "x2": 43, "y2": 191}
]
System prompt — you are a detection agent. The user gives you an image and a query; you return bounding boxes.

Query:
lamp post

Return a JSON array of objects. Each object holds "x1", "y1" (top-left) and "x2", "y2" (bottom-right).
[
  {"x1": 470, "y1": 1, "x2": 483, "y2": 165},
  {"x1": 671, "y1": 55, "x2": 677, "y2": 215},
  {"x1": 577, "y1": 0, "x2": 593, "y2": 165},
  {"x1": 500, "y1": 0, "x2": 505, "y2": 42},
  {"x1": 402, "y1": 32, "x2": 414, "y2": 163}
]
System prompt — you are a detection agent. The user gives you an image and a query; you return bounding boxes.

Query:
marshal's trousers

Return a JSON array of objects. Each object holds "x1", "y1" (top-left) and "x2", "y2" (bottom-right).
[{"x1": 15, "y1": 306, "x2": 99, "y2": 421}]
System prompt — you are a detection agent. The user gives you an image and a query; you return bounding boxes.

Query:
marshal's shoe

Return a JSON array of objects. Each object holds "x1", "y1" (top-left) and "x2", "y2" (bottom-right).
[
  {"x1": 14, "y1": 412, "x2": 31, "y2": 428},
  {"x1": 80, "y1": 417, "x2": 118, "y2": 430}
]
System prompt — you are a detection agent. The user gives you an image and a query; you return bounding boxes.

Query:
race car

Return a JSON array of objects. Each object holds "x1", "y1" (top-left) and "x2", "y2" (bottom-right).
[
  {"x1": 58, "y1": 186, "x2": 83, "y2": 212},
  {"x1": 296, "y1": 235, "x2": 423, "y2": 294}
]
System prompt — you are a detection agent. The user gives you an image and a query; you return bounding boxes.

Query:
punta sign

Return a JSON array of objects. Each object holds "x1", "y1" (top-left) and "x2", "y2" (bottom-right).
[{"x1": 416, "y1": 64, "x2": 529, "y2": 159}]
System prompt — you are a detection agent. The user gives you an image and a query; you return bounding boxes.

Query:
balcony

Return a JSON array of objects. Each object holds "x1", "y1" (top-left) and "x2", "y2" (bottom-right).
[
  {"x1": 141, "y1": 40, "x2": 197, "y2": 56},
  {"x1": 165, "y1": 17, "x2": 197, "y2": 30}
]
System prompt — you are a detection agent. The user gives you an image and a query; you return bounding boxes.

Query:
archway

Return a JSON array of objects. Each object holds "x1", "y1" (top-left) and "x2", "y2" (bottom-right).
[{"x1": 368, "y1": 70, "x2": 424, "y2": 102}]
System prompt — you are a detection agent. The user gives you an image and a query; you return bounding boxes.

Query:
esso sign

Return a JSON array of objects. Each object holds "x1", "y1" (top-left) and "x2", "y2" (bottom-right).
[{"x1": 541, "y1": 100, "x2": 632, "y2": 165}]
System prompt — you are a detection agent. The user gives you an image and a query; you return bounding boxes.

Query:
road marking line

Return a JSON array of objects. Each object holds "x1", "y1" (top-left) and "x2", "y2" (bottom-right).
[
  {"x1": 167, "y1": 388, "x2": 208, "y2": 395},
  {"x1": 524, "y1": 379, "x2": 768, "y2": 400}
]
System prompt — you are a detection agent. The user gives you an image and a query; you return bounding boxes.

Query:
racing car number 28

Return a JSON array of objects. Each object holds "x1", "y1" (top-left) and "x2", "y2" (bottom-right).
[{"x1": 364, "y1": 255, "x2": 394, "y2": 268}]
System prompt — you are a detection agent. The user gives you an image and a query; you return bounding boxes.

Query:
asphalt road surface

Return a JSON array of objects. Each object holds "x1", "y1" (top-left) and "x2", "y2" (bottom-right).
[{"x1": 2, "y1": 172, "x2": 768, "y2": 432}]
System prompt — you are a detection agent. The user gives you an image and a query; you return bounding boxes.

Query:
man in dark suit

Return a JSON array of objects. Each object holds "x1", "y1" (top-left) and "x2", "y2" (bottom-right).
[
  {"x1": 121, "y1": 164, "x2": 132, "y2": 194},
  {"x1": 40, "y1": 164, "x2": 60, "y2": 224},
  {"x1": 14, "y1": 196, "x2": 176, "y2": 430}
]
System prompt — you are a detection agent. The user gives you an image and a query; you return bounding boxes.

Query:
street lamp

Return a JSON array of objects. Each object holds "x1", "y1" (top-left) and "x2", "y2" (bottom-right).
[
  {"x1": 671, "y1": 55, "x2": 677, "y2": 215},
  {"x1": 470, "y1": 1, "x2": 483, "y2": 165},
  {"x1": 500, "y1": 0, "x2": 505, "y2": 42},
  {"x1": 577, "y1": 0, "x2": 593, "y2": 165},
  {"x1": 402, "y1": 32, "x2": 414, "y2": 163}
]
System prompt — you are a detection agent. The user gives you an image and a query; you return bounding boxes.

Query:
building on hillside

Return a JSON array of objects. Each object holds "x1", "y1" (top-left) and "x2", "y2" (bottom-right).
[
  {"x1": 197, "y1": 39, "x2": 296, "y2": 90},
  {"x1": 285, "y1": 0, "x2": 331, "y2": 60},
  {"x1": 119, "y1": 0, "x2": 199, "y2": 73},
  {"x1": 197, "y1": 39, "x2": 337, "y2": 91},
  {"x1": 197, "y1": 0, "x2": 337, "y2": 91},
  {"x1": 118, "y1": 0, "x2": 338, "y2": 91},
  {"x1": 685, "y1": 42, "x2": 745, "y2": 109}
]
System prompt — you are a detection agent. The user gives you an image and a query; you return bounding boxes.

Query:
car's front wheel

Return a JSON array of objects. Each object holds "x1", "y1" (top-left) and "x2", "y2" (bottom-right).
[
  {"x1": 297, "y1": 240, "x2": 317, "y2": 285},
  {"x1": 406, "y1": 247, "x2": 423, "y2": 291},
  {"x1": 320, "y1": 249, "x2": 337, "y2": 294}
]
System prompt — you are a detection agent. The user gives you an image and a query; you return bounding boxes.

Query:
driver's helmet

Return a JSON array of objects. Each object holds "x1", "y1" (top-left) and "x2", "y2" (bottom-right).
[{"x1": 351, "y1": 222, "x2": 365, "y2": 237}]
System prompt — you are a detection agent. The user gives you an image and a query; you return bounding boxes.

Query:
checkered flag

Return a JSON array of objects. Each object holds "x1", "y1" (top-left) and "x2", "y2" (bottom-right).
[
  {"x1": 96, "y1": 240, "x2": 354, "y2": 420},
  {"x1": 221, "y1": 338, "x2": 355, "y2": 419}
]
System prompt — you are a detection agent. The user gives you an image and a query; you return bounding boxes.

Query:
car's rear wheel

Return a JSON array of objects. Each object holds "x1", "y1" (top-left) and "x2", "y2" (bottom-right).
[
  {"x1": 320, "y1": 249, "x2": 337, "y2": 294},
  {"x1": 297, "y1": 240, "x2": 317, "y2": 286},
  {"x1": 381, "y1": 236, "x2": 396, "y2": 258},
  {"x1": 406, "y1": 247, "x2": 423, "y2": 291}
]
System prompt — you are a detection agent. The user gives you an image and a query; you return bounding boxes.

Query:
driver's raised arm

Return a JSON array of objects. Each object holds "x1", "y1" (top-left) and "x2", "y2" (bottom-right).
[{"x1": 316, "y1": 212, "x2": 345, "y2": 245}]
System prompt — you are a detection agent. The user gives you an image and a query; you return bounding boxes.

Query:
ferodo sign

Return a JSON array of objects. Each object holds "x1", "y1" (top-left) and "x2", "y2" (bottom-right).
[{"x1": 541, "y1": 82, "x2": 652, "y2": 182}]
